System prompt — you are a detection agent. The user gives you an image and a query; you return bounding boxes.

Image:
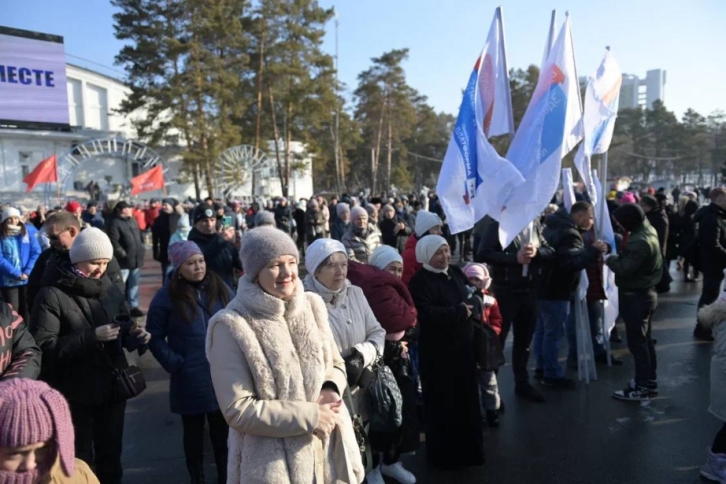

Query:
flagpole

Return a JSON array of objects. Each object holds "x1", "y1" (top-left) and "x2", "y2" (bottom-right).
[{"x1": 496, "y1": 6, "x2": 515, "y2": 138}]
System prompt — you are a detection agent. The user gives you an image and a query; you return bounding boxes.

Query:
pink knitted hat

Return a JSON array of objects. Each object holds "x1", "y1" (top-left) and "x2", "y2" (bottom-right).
[
  {"x1": 169, "y1": 241, "x2": 203, "y2": 270},
  {"x1": 464, "y1": 263, "x2": 492, "y2": 290},
  {"x1": 0, "y1": 379, "x2": 75, "y2": 477}
]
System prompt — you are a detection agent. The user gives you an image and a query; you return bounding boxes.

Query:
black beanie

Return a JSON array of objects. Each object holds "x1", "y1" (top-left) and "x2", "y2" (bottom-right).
[
  {"x1": 193, "y1": 203, "x2": 215, "y2": 224},
  {"x1": 613, "y1": 203, "x2": 645, "y2": 232},
  {"x1": 640, "y1": 194, "x2": 658, "y2": 211}
]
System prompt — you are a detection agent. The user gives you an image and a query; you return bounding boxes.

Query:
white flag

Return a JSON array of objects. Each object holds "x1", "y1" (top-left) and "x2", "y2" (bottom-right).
[
  {"x1": 437, "y1": 8, "x2": 523, "y2": 234},
  {"x1": 593, "y1": 170, "x2": 619, "y2": 335},
  {"x1": 497, "y1": 16, "x2": 583, "y2": 248},
  {"x1": 573, "y1": 49, "x2": 622, "y2": 200}
]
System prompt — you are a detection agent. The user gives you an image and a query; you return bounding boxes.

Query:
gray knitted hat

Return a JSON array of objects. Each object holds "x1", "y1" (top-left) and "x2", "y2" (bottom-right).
[
  {"x1": 240, "y1": 226, "x2": 298, "y2": 281},
  {"x1": 254, "y1": 210, "x2": 276, "y2": 227},
  {"x1": 70, "y1": 227, "x2": 114, "y2": 264}
]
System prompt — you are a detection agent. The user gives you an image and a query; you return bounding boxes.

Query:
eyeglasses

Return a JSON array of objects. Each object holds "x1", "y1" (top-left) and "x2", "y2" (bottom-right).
[{"x1": 47, "y1": 228, "x2": 70, "y2": 242}]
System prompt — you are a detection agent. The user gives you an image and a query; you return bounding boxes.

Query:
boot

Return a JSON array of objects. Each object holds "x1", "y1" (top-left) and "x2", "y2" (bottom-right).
[{"x1": 187, "y1": 462, "x2": 206, "y2": 484}]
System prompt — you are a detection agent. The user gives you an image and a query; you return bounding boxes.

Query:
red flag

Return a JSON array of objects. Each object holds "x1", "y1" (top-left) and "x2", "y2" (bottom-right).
[
  {"x1": 130, "y1": 165, "x2": 165, "y2": 195},
  {"x1": 23, "y1": 155, "x2": 58, "y2": 192}
]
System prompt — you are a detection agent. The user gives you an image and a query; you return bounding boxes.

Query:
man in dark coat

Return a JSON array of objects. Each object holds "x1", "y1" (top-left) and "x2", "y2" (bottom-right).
[
  {"x1": 606, "y1": 203, "x2": 663, "y2": 401},
  {"x1": 274, "y1": 198, "x2": 292, "y2": 235},
  {"x1": 641, "y1": 194, "x2": 671, "y2": 293},
  {"x1": 106, "y1": 201, "x2": 146, "y2": 317},
  {"x1": 537, "y1": 202, "x2": 606, "y2": 388},
  {"x1": 477, "y1": 217, "x2": 555, "y2": 402},
  {"x1": 694, "y1": 187, "x2": 726, "y2": 341},
  {"x1": 27, "y1": 211, "x2": 125, "y2": 309},
  {"x1": 187, "y1": 203, "x2": 242, "y2": 288},
  {"x1": 152, "y1": 198, "x2": 181, "y2": 282}
]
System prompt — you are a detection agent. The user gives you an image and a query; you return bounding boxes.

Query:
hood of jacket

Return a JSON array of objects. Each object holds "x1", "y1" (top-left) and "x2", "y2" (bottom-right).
[{"x1": 41, "y1": 253, "x2": 110, "y2": 299}]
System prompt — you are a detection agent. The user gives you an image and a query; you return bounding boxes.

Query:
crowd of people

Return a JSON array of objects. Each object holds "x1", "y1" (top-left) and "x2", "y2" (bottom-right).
[{"x1": 0, "y1": 183, "x2": 725, "y2": 483}]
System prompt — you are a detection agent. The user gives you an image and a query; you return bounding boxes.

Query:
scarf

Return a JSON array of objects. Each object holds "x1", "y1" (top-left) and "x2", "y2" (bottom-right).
[
  {"x1": 5, "y1": 225, "x2": 21, "y2": 236},
  {"x1": 415, "y1": 235, "x2": 449, "y2": 274}
]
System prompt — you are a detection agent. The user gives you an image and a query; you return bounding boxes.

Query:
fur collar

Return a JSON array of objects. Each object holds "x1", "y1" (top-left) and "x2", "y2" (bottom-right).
[
  {"x1": 229, "y1": 274, "x2": 306, "y2": 320},
  {"x1": 698, "y1": 299, "x2": 726, "y2": 330}
]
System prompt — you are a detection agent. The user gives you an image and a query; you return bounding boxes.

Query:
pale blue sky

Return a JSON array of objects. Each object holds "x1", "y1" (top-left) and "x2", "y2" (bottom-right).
[{"x1": 4, "y1": 0, "x2": 724, "y2": 119}]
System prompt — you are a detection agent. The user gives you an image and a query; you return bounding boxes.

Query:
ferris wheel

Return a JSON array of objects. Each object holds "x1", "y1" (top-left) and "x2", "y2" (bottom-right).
[{"x1": 215, "y1": 145, "x2": 272, "y2": 197}]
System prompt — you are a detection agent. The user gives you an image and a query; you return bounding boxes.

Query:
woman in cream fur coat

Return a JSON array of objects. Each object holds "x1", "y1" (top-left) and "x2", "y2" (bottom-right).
[{"x1": 206, "y1": 227, "x2": 364, "y2": 483}]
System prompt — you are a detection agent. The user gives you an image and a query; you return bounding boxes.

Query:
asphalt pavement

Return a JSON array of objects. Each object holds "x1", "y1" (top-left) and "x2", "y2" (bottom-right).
[{"x1": 123, "y1": 253, "x2": 721, "y2": 484}]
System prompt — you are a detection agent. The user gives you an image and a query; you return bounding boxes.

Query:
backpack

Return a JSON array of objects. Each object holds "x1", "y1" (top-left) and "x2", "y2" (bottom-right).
[{"x1": 366, "y1": 358, "x2": 403, "y2": 433}]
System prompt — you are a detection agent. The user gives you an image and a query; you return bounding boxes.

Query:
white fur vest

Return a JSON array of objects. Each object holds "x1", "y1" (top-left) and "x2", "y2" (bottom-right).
[{"x1": 206, "y1": 277, "x2": 364, "y2": 483}]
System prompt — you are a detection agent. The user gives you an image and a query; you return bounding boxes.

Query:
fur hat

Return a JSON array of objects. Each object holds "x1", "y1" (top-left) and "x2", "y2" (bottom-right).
[
  {"x1": 1, "y1": 207, "x2": 21, "y2": 223},
  {"x1": 169, "y1": 241, "x2": 203, "y2": 270},
  {"x1": 240, "y1": 227, "x2": 298, "y2": 281},
  {"x1": 369, "y1": 245, "x2": 402, "y2": 271},
  {"x1": 69, "y1": 227, "x2": 113, "y2": 264},
  {"x1": 305, "y1": 238, "x2": 347, "y2": 274},
  {"x1": 254, "y1": 210, "x2": 276, "y2": 227},
  {"x1": 414, "y1": 211, "x2": 442, "y2": 237},
  {"x1": 351, "y1": 206, "x2": 368, "y2": 222},
  {"x1": 0, "y1": 379, "x2": 75, "y2": 478}
]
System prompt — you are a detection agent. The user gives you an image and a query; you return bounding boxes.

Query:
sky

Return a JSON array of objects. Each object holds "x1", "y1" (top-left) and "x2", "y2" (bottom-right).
[{"x1": 3, "y1": 0, "x2": 725, "y2": 119}]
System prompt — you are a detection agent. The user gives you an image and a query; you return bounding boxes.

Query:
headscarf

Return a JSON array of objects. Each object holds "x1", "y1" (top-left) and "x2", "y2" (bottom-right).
[
  {"x1": 369, "y1": 245, "x2": 402, "y2": 271},
  {"x1": 415, "y1": 235, "x2": 449, "y2": 274},
  {"x1": 304, "y1": 238, "x2": 348, "y2": 296}
]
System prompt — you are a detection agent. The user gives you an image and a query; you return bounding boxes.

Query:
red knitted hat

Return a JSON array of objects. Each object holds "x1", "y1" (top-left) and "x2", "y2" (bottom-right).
[
  {"x1": 65, "y1": 201, "x2": 82, "y2": 214},
  {"x1": 0, "y1": 379, "x2": 75, "y2": 477}
]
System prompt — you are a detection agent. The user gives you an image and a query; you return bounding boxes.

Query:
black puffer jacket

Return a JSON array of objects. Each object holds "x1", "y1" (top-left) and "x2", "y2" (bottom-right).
[
  {"x1": 106, "y1": 214, "x2": 146, "y2": 270},
  {"x1": 696, "y1": 203, "x2": 726, "y2": 277},
  {"x1": 476, "y1": 219, "x2": 555, "y2": 294},
  {"x1": 539, "y1": 208, "x2": 602, "y2": 301},
  {"x1": 152, "y1": 211, "x2": 180, "y2": 264},
  {"x1": 646, "y1": 208, "x2": 669, "y2": 257},
  {"x1": 30, "y1": 258, "x2": 142, "y2": 405},
  {"x1": 187, "y1": 228, "x2": 242, "y2": 288},
  {"x1": 274, "y1": 203, "x2": 292, "y2": 234}
]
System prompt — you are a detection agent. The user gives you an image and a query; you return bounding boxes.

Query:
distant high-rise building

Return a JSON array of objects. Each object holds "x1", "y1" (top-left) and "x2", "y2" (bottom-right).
[{"x1": 618, "y1": 69, "x2": 666, "y2": 110}]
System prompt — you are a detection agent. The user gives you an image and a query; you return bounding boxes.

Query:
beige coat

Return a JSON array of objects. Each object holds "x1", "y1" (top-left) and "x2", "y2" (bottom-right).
[
  {"x1": 698, "y1": 299, "x2": 726, "y2": 421},
  {"x1": 206, "y1": 277, "x2": 364, "y2": 484}
]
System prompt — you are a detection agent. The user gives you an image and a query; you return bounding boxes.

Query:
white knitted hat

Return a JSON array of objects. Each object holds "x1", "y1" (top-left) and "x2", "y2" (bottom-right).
[
  {"x1": 70, "y1": 228, "x2": 114, "y2": 264},
  {"x1": 414, "y1": 211, "x2": 442, "y2": 237},
  {"x1": 1, "y1": 207, "x2": 21, "y2": 223},
  {"x1": 369, "y1": 245, "x2": 402, "y2": 271}
]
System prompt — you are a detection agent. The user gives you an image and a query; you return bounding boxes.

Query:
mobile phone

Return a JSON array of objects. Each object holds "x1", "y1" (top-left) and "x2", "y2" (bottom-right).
[{"x1": 223, "y1": 215, "x2": 233, "y2": 228}]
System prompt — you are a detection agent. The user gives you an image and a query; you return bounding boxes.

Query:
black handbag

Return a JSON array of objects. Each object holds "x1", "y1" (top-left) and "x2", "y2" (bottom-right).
[
  {"x1": 342, "y1": 386, "x2": 373, "y2": 474},
  {"x1": 474, "y1": 321, "x2": 505, "y2": 371},
  {"x1": 100, "y1": 346, "x2": 147, "y2": 402},
  {"x1": 366, "y1": 357, "x2": 403, "y2": 433}
]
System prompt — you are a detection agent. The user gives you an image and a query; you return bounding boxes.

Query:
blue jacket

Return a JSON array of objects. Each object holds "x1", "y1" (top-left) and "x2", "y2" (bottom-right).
[
  {"x1": 146, "y1": 281, "x2": 232, "y2": 415},
  {"x1": 0, "y1": 226, "x2": 41, "y2": 288}
]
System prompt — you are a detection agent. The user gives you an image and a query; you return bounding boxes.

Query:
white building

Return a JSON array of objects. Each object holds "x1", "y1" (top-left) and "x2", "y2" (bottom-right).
[
  {"x1": 618, "y1": 69, "x2": 666, "y2": 110},
  {"x1": 0, "y1": 63, "x2": 314, "y2": 205}
]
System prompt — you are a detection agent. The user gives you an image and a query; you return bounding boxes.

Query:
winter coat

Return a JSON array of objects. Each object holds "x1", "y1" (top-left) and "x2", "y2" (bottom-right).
[
  {"x1": 697, "y1": 298, "x2": 726, "y2": 421},
  {"x1": 304, "y1": 209, "x2": 326, "y2": 242},
  {"x1": 605, "y1": 219, "x2": 663, "y2": 291},
  {"x1": 293, "y1": 208, "x2": 306, "y2": 241},
  {"x1": 82, "y1": 211, "x2": 105, "y2": 230},
  {"x1": 408, "y1": 265, "x2": 485, "y2": 468},
  {"x1": 478, "y1": 291, "x2": 503, "y2": 336},
  {"x1": 144, "y1": 206, "x2": 160, "y2": 230},
  {"x1": 106, "y1": 214, "x2": 146, "y2": 270},
  {"x1": 206, "y1": 277, "x2": 364, "y2": 484},
  {"x1": 302, "y1": 276, "x2": 385, "y2": 368},
  {"x1": 187, "y1": 228, "x2": 242, "y2": 288},
  {"x1": 47, "y1": 457, "x2": 100, "y2": 484},
  {"x1": 697, "y1": 203, "x2": 726, "y2": 277},
  {"x1": 346, "y1": 261, "x2": 417, "y2": 335},
  {"x1": 133, "y1": 209, "x2": 147, "y2": 232},
  {"x1": 152, "y1": 211, "x2": 181, "y2": 264},
  {"x1": 679, "y1": 200, "x2": 699, "y2": 257},
  {"x1": 330, "y1": 219, "x2": 349, "y2": 242},
  {"x1": 146, "y1": 280, "x2": 232, "y2": 415},
  {"x1": 401, "y1": 234, "x2": 422, "y2": 286},
  {"x1": 30, "y1": 258, "x2": 143, "y2": 405},
  {"x1": 274, "y1": 204, "x2": 292, "y2": 234},
  {"x1": 0, "y1": 227, "x2": 41, "y2": 288},
  {"x1": 538, "y1": 209, "x2": 602, "y2": 301},
  {"x1": 379, "y1": 217, "x2": 411, "y2": 253},
  {"x1": 477, "y1": 219, "x2": 555, "y2": 295},
  {"x1": 0, "y1": 301, "x2": 41, "y2": 380},
  {"x1": 341, "y1": 225, "x2": 382, "y2": 264},
  {"x1": 583, "y1": 230, "x2": 607, "y2": 301},
  {"x1": 646, "y1": 208, "x2": 669, "y2": 257}
]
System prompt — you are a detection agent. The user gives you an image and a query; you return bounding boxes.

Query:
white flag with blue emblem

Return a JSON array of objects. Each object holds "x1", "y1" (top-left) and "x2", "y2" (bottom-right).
[
  {"x1": 497, "y1": 15, "x2": 583, "y2": 248},
  {"x1": 436, "y1": 8, "x2": 524, "y2": 235}
]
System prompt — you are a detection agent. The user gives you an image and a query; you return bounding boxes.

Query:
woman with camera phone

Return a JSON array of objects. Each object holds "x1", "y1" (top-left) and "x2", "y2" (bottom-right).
[{"x1": 31, "y1": 227, "x2": 151, "y2": 484}]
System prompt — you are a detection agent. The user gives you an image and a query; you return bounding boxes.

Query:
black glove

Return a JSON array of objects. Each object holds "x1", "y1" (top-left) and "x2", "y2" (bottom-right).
[{"x1": 343, "y1": 348, "x2": 365, "y2": 387}]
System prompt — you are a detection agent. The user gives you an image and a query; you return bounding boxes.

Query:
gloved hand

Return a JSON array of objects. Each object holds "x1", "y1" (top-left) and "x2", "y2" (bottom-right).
[{"x1": 343, "y1": 348, "x2": 365, "y2": 387}]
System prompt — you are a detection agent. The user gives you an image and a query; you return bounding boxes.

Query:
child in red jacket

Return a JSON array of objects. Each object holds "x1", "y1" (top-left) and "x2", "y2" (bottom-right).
[{"x1": 465, "y1": 263, "x2": 503, "y2": 427}]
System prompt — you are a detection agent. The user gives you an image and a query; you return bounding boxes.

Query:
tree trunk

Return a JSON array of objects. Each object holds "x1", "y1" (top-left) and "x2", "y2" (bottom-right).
[
  {"x1": 190, "y1": 18, "x2": 214, "y2": 198},
  {"x1": 284, "y1": 102, "x2": 293, "y2": 198},
  {"x1": 268, "y1": 87, "x2": 285, "y2": 198},
  {"x1": 253, "y1": 28, "x2": 266, "y2": 196},
  {"x1": 386, "y1": 118, "x2": 392, "y2": 190}
]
